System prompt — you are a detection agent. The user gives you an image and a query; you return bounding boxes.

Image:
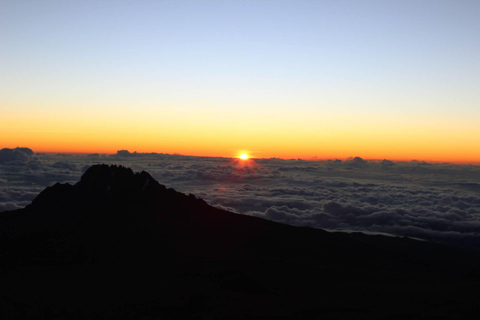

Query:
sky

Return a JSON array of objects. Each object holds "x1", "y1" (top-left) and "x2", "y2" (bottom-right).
[{"x1": 1, "y1": 0, "x2": 480, "y2": 163}]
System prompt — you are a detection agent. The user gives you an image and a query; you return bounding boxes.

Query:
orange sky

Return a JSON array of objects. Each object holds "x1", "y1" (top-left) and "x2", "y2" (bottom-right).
[
  {"x1": 2, "y1": 2, "x2": 480, "y2": 165},
  {"x1": 2, "y1": 107, "x2": 479, "y2": 164}
]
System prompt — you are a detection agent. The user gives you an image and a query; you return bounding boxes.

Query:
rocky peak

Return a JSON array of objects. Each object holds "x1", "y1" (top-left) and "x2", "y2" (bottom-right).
[
  {"x1": 28, "y1": 164, "x2": 210, "y2": 214},
  {"x1": 79, "y1": 164, "x2": 160, "y2": 194},
  {"x1": 31, "y1": 165, "x2": 167, "y2": 209}
]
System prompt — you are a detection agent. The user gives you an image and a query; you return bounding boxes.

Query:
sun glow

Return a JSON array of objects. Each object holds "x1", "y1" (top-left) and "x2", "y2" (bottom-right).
[{"x1": 239, "y1": 154, "x2": 249, "y2": 160}]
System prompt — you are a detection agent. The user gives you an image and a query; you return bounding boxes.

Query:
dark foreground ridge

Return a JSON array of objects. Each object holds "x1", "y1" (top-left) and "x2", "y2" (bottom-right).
[{"x1": 1, "y1": 165, "x2": 480, "y2": 319}]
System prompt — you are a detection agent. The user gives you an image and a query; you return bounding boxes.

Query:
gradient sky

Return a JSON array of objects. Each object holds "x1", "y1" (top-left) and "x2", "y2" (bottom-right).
[{"x1": 1, "y1": 0, "x2": 479, "y2": 162}]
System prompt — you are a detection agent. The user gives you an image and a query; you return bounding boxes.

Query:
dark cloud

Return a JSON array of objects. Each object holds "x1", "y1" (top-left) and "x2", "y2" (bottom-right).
[
  {"x1": 380, "y1": 159, "x2": 395, "y2": 167},
  {"x1": 0, "y1": 202, "x2": 22, "y2": 212},
  {"x1": 2, "y1": 149, "x2": 480, "y2": 248},
  {"x1": 115, "y1": 150, "x2": 136, "y2": 157},
  {"x1": 52, "y1": 161, "x2": 78, "y2": 171},
  {"x1": 346, "y1": 156, "x2": 367, "y2": 167},
  {"x1": 0, "y1": 147, "x2": 34, "y2": 164}
]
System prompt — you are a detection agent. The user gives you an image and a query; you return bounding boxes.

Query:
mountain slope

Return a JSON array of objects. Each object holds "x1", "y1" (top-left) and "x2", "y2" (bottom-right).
[{"x1": 1, "y1": 164, "x2": 480, "y2": 319}]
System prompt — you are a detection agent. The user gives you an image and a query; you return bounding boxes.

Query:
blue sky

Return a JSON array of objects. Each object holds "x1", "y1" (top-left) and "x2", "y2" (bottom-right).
[{"x1": 3, "y1": 0, "x2": 479, "y2": 106}]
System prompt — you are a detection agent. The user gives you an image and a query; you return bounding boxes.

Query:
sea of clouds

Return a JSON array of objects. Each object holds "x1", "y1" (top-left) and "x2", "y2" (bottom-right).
[{"x1": 2, "y1": 147, "x2": 480, "y2": 248}]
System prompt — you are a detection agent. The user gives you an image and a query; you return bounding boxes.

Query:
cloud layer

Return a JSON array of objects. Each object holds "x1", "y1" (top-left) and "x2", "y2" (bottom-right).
[{"x1": 2, "y1": 148, "x2": 480, "y2": 247}]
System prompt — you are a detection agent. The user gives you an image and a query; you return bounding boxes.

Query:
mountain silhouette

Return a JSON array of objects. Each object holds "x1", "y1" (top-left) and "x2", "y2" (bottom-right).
[{"x1": 1, "y1": 164, "x2": 480, "y2": 319}]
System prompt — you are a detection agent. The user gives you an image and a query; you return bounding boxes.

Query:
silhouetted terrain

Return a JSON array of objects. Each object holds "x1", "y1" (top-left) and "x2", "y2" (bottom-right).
[{"x1": 1, "y1": 165, "x2": 480, "y2": 319}]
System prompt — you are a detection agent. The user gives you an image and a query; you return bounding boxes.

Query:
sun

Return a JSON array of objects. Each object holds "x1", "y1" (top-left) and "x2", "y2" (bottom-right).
[{"x1": 239, "y1": 154, "x2": 249, "y2": 160}]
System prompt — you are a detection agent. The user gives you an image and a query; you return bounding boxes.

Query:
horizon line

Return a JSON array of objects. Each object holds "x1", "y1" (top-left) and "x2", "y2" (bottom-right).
[{"x1": 26, "y1": 149, "x2": 480, "y2": 166}]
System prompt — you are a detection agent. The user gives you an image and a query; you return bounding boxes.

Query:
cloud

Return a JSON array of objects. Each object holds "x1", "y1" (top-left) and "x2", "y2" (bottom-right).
[
  {"x1": 2, "y1": 149, "x2": 480, "y2": 248},
  {"x1": 0, "y1": 202, "x2": 22, "y2": 212},
  {"x1": 52, "y1": 161, "x2": 78, "y2": 171},
  {"x1": 0, "y1": 147, "x2": 34, "y2": 164},
  {"x1": 346, "y1": 156, "x2": 367, "y2": 167},
  {"x1": 115, "y1": 150, "x2": 136, "y2": 157}
]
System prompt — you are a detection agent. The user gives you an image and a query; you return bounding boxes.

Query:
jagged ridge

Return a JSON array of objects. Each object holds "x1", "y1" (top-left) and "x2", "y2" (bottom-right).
[{"x1": 31, "y1": 164, "x2": 207, "y2": 210}]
